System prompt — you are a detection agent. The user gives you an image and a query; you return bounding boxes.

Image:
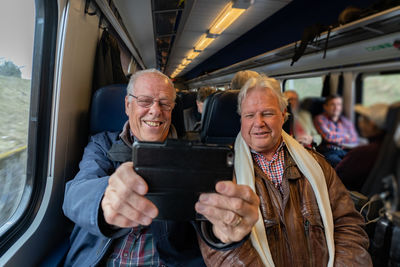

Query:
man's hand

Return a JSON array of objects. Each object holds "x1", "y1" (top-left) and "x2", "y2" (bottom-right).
[
  {"x1": 195, "y1": 181, "x2": 260, "y2": 243},
  {"x1": 101, "y1": 162, "x2": 158, "y2": 228}
]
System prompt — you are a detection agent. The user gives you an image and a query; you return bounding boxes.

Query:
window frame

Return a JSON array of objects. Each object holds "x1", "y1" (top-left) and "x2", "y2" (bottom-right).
[
  {"x1": 355, "y1": 71, "x2": 400, "y2": 106},
  {"x1": 0, "y1": 0, "x2": 58, "y2": 255}
]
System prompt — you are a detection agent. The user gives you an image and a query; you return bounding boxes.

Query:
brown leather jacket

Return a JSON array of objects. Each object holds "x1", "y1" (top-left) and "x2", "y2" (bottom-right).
[{"x1": 199, "y1": 148, "x2": 372, "y2": 267}]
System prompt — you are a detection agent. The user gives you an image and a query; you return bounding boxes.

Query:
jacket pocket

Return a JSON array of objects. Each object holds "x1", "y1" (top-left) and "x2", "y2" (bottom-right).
[
  {"x1": 304, "y1": 213, "x2": 328, "y2": 267},
  {"x1": 264, "y1": 217, "x2": 288, "y2": 263}
]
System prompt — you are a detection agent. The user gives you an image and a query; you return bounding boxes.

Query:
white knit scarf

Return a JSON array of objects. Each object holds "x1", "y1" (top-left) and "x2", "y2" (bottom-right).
[{"x1": 234, "y1": 130, "x2": 335, "y2": 267}]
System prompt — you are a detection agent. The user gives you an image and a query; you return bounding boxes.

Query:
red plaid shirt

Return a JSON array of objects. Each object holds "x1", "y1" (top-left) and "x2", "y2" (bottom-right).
[
  {"x1": 251, "y1": 141, "x2": 285, "y2": 192},
  {"x1": 105, "y1": 226, "x2": 164, "y2": 266},
  {"x1": 314, "y1": 114, "x2": 359, "y2": 149}
]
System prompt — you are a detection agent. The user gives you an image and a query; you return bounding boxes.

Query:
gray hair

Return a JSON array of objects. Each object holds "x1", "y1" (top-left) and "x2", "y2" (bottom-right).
[
  {"x1": 230, "y1": 70, "x2": 260, "y2": 90},
  {"x1": 127, "y1": 69, "x2": 176, "y2": 102},
  {"x1": 237, "y1": 75, "x2": 289, "y2": 121}
]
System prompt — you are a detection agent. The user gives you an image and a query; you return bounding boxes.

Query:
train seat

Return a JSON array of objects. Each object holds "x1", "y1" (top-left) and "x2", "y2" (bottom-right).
[
  {"x1": 200, "y1": 90, "x2": 241, "y2": 145},
  {"x1": 90, "y1": 84, "x2": 128, "y2": 135},
  {"x1": 282, "y1": 103, "x2": 294, "y2": 134},
  {"x1": 361, "y1": 101, "x2": 400, "y2": 197},
  {"x1": 178, "y1": 91, "x2": 197, "y2": 110},
  {"x1": 171, "y1": 94, "x2": 185, "y2": 138},
  {"x1": 300, "y1": 96, "x2": 325, "y2": 117},
  {"x1": 178, "y1": 91, "x2": 201, "y2": 133}
]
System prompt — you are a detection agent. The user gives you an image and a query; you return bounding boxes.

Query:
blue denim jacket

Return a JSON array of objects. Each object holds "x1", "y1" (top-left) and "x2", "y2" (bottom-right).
[{"x1": 62, "y1": 131, "x2": 206, "y2": 266}]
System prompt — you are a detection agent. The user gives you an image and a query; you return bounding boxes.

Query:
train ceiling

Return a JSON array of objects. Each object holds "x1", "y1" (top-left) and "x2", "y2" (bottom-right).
[{"x1": 114, "y1": 0, "x2": 386, "y2": 80}]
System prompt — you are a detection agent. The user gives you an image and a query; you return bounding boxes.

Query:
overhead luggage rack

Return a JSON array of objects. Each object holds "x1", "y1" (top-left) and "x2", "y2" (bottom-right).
[{"x1": 187, "y1": 5, "x2": 400, "y2": 88}]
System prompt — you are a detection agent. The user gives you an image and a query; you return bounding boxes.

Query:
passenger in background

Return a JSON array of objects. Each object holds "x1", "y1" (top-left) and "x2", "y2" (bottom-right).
[
  {"x1": 283, "y1": 90, "x2": 322, "y2": 147},
  {"x1": 183, "y1": 86, "x2": 215, "y2": 131},
  {"x1": 230, "y1": 70, "x2": 260, "y2": 90},
  {"x1": 197, "y1": 75, "x2": 371, "y2": 266},
  {"x1": 314, "y1": 94, "x2": 359, "y2": 167},
  {"x1": 336, "y1": 103, "x2": 389, "y2": 191}
]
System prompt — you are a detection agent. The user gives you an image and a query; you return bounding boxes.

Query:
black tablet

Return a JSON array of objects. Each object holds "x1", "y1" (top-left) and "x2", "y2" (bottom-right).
[{"x1": 132, "y1": 139, "x2": 234, "y2": 221}]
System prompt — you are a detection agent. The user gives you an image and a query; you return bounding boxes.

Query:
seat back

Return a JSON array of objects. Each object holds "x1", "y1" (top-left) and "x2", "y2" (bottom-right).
[
  {"x1": 90, "y1": 84, "x2": 128, "y2": 134},
  {"x1": 300, "y1": 97, "x2": 325, "y2": 117},
  {"x1": 200, "y1": 90, "x2": 241, "y2": 145},
  {"x1": 171, "y1": 94, "x2": 185, "y2": 138},
  {"x1": 282, "y1": 103, "x2": 294, "y2": 134},
  {"x1": 179, "y1": 91, "x2": 201, "y2": 132},
  {"x1": 361, "y1": 102, "x2": 400, "y2": 198},
  {"x1": 178, "y1": 91, "x2": 197, "y2": 110}
]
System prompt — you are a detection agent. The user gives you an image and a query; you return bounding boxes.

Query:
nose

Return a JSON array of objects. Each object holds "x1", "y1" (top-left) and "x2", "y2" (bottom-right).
[
  {"x1": 254, "y1": 113, "x2": 264, "y2": 126},
  {"x1": 148, "y1": 100, "x2": 162, "y2": 116}
]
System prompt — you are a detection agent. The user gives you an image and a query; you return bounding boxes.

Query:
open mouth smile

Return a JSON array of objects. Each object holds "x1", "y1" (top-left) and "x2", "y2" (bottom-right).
[{"x1": 144, "y1": 120, "x2": 163, "y2": 127}]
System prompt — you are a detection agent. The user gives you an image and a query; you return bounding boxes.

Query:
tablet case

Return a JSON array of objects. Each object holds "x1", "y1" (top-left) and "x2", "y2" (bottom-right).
[{"x1": 132, "y1": 139, "x2": 234, "y2": 221}]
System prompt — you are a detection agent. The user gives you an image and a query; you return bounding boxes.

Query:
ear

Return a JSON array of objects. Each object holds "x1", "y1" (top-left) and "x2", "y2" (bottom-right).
[
  {"x1": 125, "y1": 95, "x2": 130, "y2": 116},
  {"x1": 282, "y1": 108, "x2": 287, "y2": 122}
]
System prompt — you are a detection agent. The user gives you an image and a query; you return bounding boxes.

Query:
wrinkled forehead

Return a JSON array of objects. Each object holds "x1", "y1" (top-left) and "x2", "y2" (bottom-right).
[
  {"x1": 243, "y1": 86, "x2": 279, "y2": 108},
  {"x1": 247, "y1": 86, "x2": 278, "y2": 99},
  {"x1": 135, "y1": 73, "x2": 175, "y2": 98}
]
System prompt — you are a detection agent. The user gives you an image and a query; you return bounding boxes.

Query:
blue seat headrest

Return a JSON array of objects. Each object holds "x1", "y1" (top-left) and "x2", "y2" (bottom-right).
[
  {"x1": 90, "y1": 84, "x2": 128, "y2": 134},
  {"x1": 201, "y1": 90, "x2": 241, "y2": 145}
]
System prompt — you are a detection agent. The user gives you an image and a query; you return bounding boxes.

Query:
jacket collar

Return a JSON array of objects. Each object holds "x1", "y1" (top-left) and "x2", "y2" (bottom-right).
[{"x1": 283, "y1": 148, "x2": 302, "y2": 180}]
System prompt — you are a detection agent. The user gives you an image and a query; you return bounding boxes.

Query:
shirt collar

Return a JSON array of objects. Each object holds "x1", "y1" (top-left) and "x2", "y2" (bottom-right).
[{"x1": 250, "y1": 140, "x2": 286, "y2": 162}]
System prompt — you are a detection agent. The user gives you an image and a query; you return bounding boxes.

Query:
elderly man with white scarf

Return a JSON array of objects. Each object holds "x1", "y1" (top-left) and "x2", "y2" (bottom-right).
[{"x1": 198, "y1": 75, "x2": 372, "y2": 266}]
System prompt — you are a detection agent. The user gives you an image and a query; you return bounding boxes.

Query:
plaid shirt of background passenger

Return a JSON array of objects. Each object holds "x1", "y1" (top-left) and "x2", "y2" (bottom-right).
[
  {"x1": 105, "y1": 226, "x2": 164, "y2": 266},
  {"x1": 251, "y1": 141, "x2": 285, "y2": 193},
  {"x1": 314, "y1": 113, "x2": 358, "y2": 149}
]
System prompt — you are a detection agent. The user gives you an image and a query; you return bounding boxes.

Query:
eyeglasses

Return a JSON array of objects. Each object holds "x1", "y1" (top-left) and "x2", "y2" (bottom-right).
[{"x1": 129, "y1": 94, "x2": 174, "y2": 111}]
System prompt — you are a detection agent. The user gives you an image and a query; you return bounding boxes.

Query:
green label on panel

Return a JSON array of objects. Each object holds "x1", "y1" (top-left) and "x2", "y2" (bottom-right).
[{"x1": 365, "y1": 43, "x2": 393, "y2": 52}]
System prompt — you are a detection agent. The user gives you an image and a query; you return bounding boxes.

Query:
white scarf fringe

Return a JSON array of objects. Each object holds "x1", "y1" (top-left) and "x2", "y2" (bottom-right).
[{"x1": 234, "y1": 130, "x2": 334, "y2": 267}]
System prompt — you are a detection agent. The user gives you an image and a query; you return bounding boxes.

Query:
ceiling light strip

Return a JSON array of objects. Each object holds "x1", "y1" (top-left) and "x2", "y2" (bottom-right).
[
  {"x1": 171, "y1": 0, "x2": 250, "y2": 77},
  {"x1": 209, "y1": 2, "x2": 246, "y2": 35}
]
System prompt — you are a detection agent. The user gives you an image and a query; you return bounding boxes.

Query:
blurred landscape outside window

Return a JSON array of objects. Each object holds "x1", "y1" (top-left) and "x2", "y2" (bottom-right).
[
  {"x1": 0, "y1": 0, "x2": 35, "y2": 227},
  {"x1": 285, "y1": 77, "x2": 323, "y2": 100},
  {"x1": 363, "y1": 74, "x2": 400, "y2": 106}
]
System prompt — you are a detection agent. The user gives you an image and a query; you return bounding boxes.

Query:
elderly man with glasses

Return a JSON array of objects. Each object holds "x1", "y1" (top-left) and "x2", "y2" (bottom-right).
[{"x1": 62, "y1": 69, "x2": 259, "y2": 266}]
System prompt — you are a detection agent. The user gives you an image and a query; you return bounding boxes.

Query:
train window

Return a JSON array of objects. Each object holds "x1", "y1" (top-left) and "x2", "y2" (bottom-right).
[
  {"x1": 0, "y1": 0, "x2": 34, "y2": 229},
  {"x1": 0, "y1": 0, "x2": 56, "y2": 255},
  {"x1": 285, "y1": 77, "x2": 323, "y2": 100},
  {"x1": 362, "y1": 74, "x2": 400, "y2": 105}
]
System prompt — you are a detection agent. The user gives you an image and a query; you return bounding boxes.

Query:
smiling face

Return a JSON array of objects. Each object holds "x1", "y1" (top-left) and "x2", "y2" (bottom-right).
[
  {"x1": 240, "y1": 87, "x2": 286, "y2": 159},
  {"x1": 125, "y1": 72, "x2": 175, "y2": 142}
]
